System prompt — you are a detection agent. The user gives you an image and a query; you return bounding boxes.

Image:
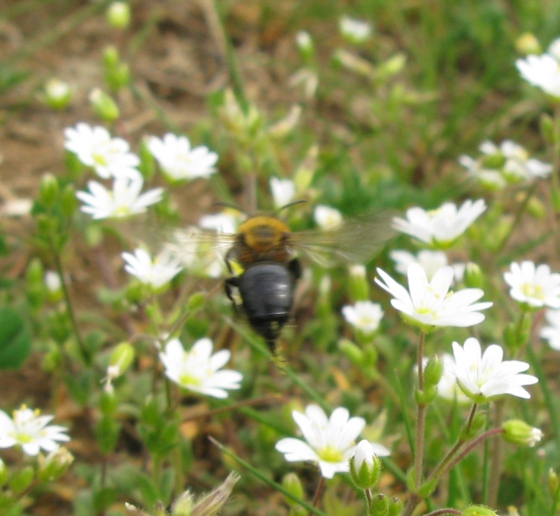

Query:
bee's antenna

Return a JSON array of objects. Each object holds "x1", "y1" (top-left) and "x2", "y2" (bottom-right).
[
  {"x1": 212, "y1": 201, "x2": 246, "y2": 215},
  {"x1": 274, "y1": 199, "x2": 308, "y2": 216}
]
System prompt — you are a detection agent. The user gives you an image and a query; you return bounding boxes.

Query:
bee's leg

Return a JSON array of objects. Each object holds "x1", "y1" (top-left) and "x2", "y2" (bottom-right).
[
  {"x1": 288, "y1": 258, "x2": 302, "y2": 282},
  {"x1": 224, "y1": 248, "x2": 236, "y2": 275},
  {"x1": 224, "y1": 276, "x2": 241, "y2": 313}
]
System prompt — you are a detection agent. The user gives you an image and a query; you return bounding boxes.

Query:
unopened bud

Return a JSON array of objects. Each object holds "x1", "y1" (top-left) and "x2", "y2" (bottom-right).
[
  {"x1": 107, "y1": 1, "x2": 131, "y2": 29},
  {"x1": 338, "y1": 339, "x2": 364, "y2": 365},
  {"x1": 515, "y1": 33, "x2": 541, "y2": 56},
  {"x1": 463, "y1": 262, "x2": 483, "y2": 289},
  {"x1": 89, "y1": 88, "x2": 119, "y2": 122},
  {"x1": 348, "y1": 264, "x2": 369, "y2": 301},
  {"x1": 369, "y1": 494, "x2": 388, "y2": 515},
  {"x1": 349, "y1": 440, "x2": 382, "y2": 489},
  {"x1": 171, "y1": 491, "x2": 194, "y2": 516},
  {"x1": 282, "y1": 472, "x2": 305, "y2": 506},
  {"x1": 295, "y1": 31, "x2": 314, "y2": 62},
  {"x1": 548, "y1": 468, "x2": 559, "y2": 498},
  {"x1": 39, "y1": 173, "x2": 59, "y2": 208},
  {"x1": 38, "y1": 447, "x2": 74, "y2": 481},
  {"x1": 41, "y1": 78, "x2": 72, "y2": 110},
  {"x1": 423, "y1": 355, "x2": 443, "y2": 389},
  {"x1": 387, "y1": 497, "x2": 403, "y2": 516},
  {"x1": 189, "y1": 472, "x2": 240, "y2": 516},
  {"x1": 502, "y1": 420, "x2": 543, "y2": 447}
]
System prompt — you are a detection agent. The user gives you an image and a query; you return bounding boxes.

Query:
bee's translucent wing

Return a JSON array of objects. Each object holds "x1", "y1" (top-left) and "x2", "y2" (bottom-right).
[
  {"x1": 290, "y1": 211, "x2": 397, "y2": 267},
  {"x1": 164, "y1": 226, "x2": 237, "y2": 276}
]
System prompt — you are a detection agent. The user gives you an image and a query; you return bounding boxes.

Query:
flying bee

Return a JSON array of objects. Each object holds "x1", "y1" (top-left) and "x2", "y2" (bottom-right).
[{"x1": 167, "y1": 204, "x2": 395, "y2": 351}]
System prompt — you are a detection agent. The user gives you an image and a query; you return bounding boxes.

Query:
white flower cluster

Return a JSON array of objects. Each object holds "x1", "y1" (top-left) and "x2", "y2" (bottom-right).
[
  {"x1": 459, "y1": 140, "x2": 551, "y2": 189},
  {"x1": 65, "y1": 123, "x2": 218, "y2": 219}
]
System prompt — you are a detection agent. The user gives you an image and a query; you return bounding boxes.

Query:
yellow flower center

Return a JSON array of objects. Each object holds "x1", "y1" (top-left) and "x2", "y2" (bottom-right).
[
  {"x1": 520, "y1": 282, "x2": 544, "y2": 300},
  {"x1": 317, "y1": 446, "x2": 343, "y2": 463},
  {"x1": 179, "y1": 374, "x2": 200, "y2": 387}
]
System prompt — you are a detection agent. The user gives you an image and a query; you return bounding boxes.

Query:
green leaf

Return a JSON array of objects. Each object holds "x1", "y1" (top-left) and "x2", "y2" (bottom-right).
[{"x1": 0, "y1": 307, "x2": 32, "y2": 369}]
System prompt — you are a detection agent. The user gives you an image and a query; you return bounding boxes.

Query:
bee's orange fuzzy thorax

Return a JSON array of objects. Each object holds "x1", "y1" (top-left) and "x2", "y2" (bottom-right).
[{"x1": 236, "y1": 216, "x2": 291, "y2": 264}]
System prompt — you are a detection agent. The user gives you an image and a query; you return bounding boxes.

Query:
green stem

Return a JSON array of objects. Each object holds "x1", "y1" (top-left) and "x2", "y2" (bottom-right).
[
  {"x1": 310, "y1": 476, "x2": 325, "y2": 514},
  {"x1": 498, "y1": 182, "x2": 537, "y2": 250},
  {"x1": 413, "y1": 330, "x2": 426, "y2": 489},
  {"x1": 486, "y1": 400, "x2": 506, "y2": 508},
  {"x1": 429, "y1": 404, "x2": 478, "y2": 482},
  {"x1": 52, "y1": 248, "x2": 90, "y2": 365}
]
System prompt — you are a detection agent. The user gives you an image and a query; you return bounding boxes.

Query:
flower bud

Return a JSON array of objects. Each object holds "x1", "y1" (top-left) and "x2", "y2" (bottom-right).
[
  {"x1": 348, "y1": 264, "x2": 369, "y2": 301},
  {"x1": 515, "y1": 33, "x2": 541, "y2": 56},
  {"x1": 106, "y1": 1, "x2": 131, "y2": 29},
  {"x1": 295, "y1": 31, "x2": 314, "y2": 62},
  {"x1": 378, "y1": 53, "x2": 406, "y2": 78},
  {"x1": 38, "y1": 447, "x2": 74, "y2": 481},
  {"x1": 187, "y1": 292, "x2": 206, "y2": 311},
  {"x1": 540, "y1": 114, "x2": 555, "y2": 145},
  {"x1": 60, "y1": 183, "x2": 78, "y2": 218},
  {"x1": 339, "y1": 16, "x2": 372, "y2": 45},
  {"x1": 171, "y1": 491, "x2": 194, "y2": 516},
  {"x1": 548, "y1": 468, "x2": 559, "y2": 498},
  {"x1": 502, "y1": 420, "x2": 543, "y2": 447},
  {"x1": 349, "y1": 440, "x2": 382, "y2": 489},
  {"x1": 281, "y1": 472, "x2": 305, "y2": 507},
  {"x1": 423, "y1": 355, "x2": 443, "y2": 389},
  {"x1": 89, "y1": 88, "x2": 120, "y2": 122},
  {"x1": 461, "y1": 505, "x2": 497, "y2": 516},
  {"x1": 39, "y1": 173, "x2": 60, "y2": 208},
  {"x1": 369, "y1": 494, "x2": 388, "y2": 515},
  {"x1": 463, "y1": 262, "x2": 484, "y2": 289},
  {"x1": 189, "y1": 472, "x2": 240, "y2": 516},
  {"x1": 40, "y1": 78, "x2": 72, "y2": 110},
  {"x1": 387, "y1": 497, "x2": 403, "y2": 516},
  {"x1": 338, "y1": 339, "x2": 364, "y2": 366},
  {"x1": 109, "y1": 342, "x2": 135, "y2": 377}
]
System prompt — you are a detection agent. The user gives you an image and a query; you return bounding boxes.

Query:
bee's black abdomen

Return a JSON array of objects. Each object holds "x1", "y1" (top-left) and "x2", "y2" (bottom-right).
[{"x1": 236, "y1": 263, "x2": 295, "y2": 346}]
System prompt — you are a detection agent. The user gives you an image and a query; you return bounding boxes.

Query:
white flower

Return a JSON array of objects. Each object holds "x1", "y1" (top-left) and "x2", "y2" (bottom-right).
[
  {"x1": 295, "y1": 31, "x2": 313, "y2": 53},
  {"x1": 549, "y1": 38, "x2": 560, "y2": 61},
  {"x1": 0, "y1": 406, "x2": 70, "y2": 456},
  {"x1": 339, "y1": 16, "x2": 372, "y2": 43},
  {"x1": 447, "y1": 338, "x2": 538, "y2": 402},
  {"x1": 390, "y1": 249, "x2": 449, "y2": 280},
  {"x1": 199, "y1": 212, "x2": 239, "y2": 234},
  {"x1": 314, "y1": 205, "x2": 342, "y2": 230},
  {"x1": 540, "y1": 309, "x2": 560, "y2": 350},
  {"x1": 375, "y1": 264, "x2": 492, "y2": 328},
  {"x1": 460, "y1": 140, "x2": 551, "y2": 189},
  {"x1": 504, "y1": 261, "x2": 560, "y2": 309},
  {"x1": 392, "y1": 199, "x2": 486, "y2": 247},
  {"x1": 122, "y1": 248, "x2": 183, "y2": 289},
  {"x1": 147, "y1": 133, "x2": 218, "y2": 182},
  {"x1": 44, "y1": 271, "x2": 62, "y2": 292},
  {"x1": 270, "y1": 177, "x2": 296, "y2": 209},
  {"x1": 159, "y1": 338, "x2": 242, "y2": 398},
  {"x1": 275, "y1": 404, "x2": 389, "y2": 479},
  {"x1": 436, "y1": 354, "x2": 471, "y2": 404},
  {"x1": 64, "y1": 123, "x2": 140, "y2": 179},
  {"x1": 516, "y1": 53, "x2": 560, "y2": 98},
  {"x1": 341, "y1": 301, "x2": 383, "y2": 334},
  {"x1": 76, "y1": 175, "x2": 163, "y2": 219}
]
